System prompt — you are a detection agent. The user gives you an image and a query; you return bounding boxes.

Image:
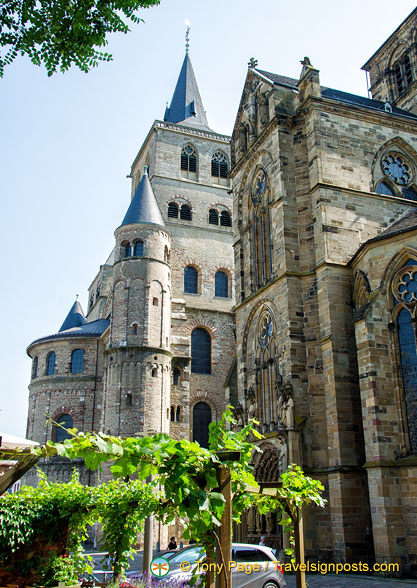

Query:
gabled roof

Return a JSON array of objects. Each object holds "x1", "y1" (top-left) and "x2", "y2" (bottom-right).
[
  {"x1": 121, "y1": 168, "x2": 165, "y2": 227},
  {"x1": 163, "y1": 53, "x2": 210, "y2": 131},
  {"x1": 59, "y1": 300, "x2": 86, "y2": 332}
]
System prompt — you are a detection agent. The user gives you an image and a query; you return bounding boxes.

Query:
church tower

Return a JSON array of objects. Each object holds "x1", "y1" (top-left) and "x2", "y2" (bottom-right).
[{"x1": 102, "y1": 169, "x2": 171, "y2": 436}]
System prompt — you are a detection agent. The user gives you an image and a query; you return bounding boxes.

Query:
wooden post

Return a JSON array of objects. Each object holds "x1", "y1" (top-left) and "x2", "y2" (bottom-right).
[
  {"x1": 294, "y1": 506, "x2": 306, "y2": 588},
  {"x1": 216, "y1": 466, "x2": 232, "y2": 588},
  {"x1": 206, "y1": 540, "x2": 215, "y2": 588}
]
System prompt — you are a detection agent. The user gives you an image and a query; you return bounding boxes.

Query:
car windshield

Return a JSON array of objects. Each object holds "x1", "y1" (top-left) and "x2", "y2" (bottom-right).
[{"x1": 169, "y1": 546, "x2": 205, "y2": 564}]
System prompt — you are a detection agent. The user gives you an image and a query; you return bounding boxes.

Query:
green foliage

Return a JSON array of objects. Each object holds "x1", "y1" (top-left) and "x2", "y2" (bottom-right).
[
  {"x1": 2, "y1": 409, "x2": 326, "y2": 580},
  {"x1": 40, "y1": 553, "x2": 78, "y2": 587},
  {"x1": 0, "y1": 0, "x2": 160, "y2": 77}
]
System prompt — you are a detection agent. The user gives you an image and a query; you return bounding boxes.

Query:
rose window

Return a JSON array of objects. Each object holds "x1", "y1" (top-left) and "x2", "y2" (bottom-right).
[
  {"x1": 258, "y1": 311, "x2": 273, "y2": 348},
  {"x1": 382, "y1": 153, "x2": 411, "y2": 185},
  {"x1": 393, "y1": 266, "x2": 417, "y2": 305}
]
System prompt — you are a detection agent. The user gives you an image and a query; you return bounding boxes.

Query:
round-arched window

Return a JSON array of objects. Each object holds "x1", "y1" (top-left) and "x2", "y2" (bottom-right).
[{"x1": 193, "y1": 402, "x2": 212, "y2": 448}]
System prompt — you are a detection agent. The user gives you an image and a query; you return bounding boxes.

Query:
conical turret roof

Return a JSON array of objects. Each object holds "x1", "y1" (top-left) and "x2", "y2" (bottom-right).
[
  {"x1": 59, "y1": 300, "x2": 86, "y2": 332},
  {"x1": 121, "y1": 168, "x2": 164, "y2": 227},
  {"x1": 163, "y1": 53, "x2": 210, "y2": 130}
]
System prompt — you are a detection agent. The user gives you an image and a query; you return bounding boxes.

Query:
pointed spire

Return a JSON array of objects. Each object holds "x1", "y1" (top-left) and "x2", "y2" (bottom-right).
[
  {"x1": 121, "y1": 168, "x2": 165, "y2": 227},
  {"x1": 59, "y1": 299, "x2": 86, "y2": 332},
  {"x1": 163, "y1": 51, "x2": 210, "y2": 130}
]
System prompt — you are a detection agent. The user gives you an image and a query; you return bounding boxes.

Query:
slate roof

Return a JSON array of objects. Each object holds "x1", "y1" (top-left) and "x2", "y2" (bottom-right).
[
  {"x1": 121, "y1": 169, "x2": 165, "y2": 227},
  {"x1": 254, "y1": 68, "x2": 417, "y2": 121},
  {"x1": 164, "y1": 54, "x2": 210, "y2": 130},
  {"x1": 59, "y1": 300, "x2": 86, "y2": 332},
  {"x1": 28, "y1": 319, "x2": 110, "y2": 348}
]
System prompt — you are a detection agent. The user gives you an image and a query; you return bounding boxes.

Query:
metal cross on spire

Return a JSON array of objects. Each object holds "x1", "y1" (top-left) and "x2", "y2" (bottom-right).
[{"x1": 185, "y1": 23, "x2": 190, "y2": 54}]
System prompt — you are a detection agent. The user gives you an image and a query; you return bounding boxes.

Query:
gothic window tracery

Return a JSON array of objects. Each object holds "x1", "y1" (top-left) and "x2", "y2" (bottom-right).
[
  {"x1": 374, "y1": 147, "x2": 417, "y2": 201},
  {"x1": 181, "y1": 144, "x2": 197, "y2": 177},
  {"x1": 392, "y1": 258, "x2": 417, "y2": 453},
  {"x1": 392, "y1": 51, "x2": 414, "y2": 97},
  {"x1": 211, "y1": 151, "x2": 229, "y2": 180},
  {"x1": 250, "y1": 168, "x2": 272, "y2": 290}
]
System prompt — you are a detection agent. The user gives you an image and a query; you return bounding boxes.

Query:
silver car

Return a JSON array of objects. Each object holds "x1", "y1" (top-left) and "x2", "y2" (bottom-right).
[{"x1": 159, "y1": 542, "x2": 286, "y2": 588}]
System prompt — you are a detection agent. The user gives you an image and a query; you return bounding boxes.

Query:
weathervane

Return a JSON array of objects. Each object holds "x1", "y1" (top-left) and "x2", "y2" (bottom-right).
[{"x1": 185, "y1": 23, "x2": 190, "y2": 54}]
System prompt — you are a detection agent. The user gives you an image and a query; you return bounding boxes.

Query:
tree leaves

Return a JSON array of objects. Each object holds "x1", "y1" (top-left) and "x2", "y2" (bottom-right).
[{"x1": 0, "y1": 0, "x2": 160, "y2": 76}]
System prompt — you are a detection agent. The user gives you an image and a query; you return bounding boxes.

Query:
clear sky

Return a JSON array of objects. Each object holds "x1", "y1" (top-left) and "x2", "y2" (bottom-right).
[{"x1": 0, "y1": 0, "x2": 415, "y2": 437}]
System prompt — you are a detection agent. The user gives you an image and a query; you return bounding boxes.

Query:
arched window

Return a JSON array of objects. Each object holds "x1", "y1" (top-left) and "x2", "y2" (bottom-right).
[
  {"x1": 152, "y1": 367, "x2": 158, "y2": 377},
  {"x1": 393, "y1": 52, "x2": 414, "y2": 97},
  {"x1": 54, "y1": 414, "x2": 73, "y2": 443},
  {"x1": 184, "y1": 266, "x2": 198, "y2": 294},
  {"x1": 153, "y1": 297, "x2": 159, "y2": 306},
  {"x1": 215, "y1": 271, "x2": 228, "y2": 297},
  {"x1": 71, "y1": 349, "x2": 84, "y2": 374},
  {"x1": 173, "y1": 367, "x2": 181, "y2": 385},
  {"x1": 32, "y1": 356, "x2": 38, "y2": 380},
  {"x1": 397, "y1": 307, "x2": 417, "y2": 452},
  {"x1": 180, "y1": 204, "x2": 192, "y2": 221},
  {"x1": 122, "y1": 242, "x2": 131, "y2": 258},
  {"x1": 132, "y1": 323, "x2": 138, "y2": 334},
  {"x1": 193, "y1": 402, "x2": 212, "y2": 448},
  {"x1": 134, "y1": 241, "x2": 143, "y2": 256},
  {"x1": 168, "y1": 202, "x2": 179, "y2": 218},
  {"x1": 176, "y1": 406, "x2": 181, "y2": 422},
  {"x1": 181, "y1": 145, "x2": 197, "y2": 173},
  {"x1": 250, "y1": 168, "x2": 272, "y2": 289},
  {"x1": 220, "y1": 211, "x2": 232, "y2": 227},
  {"x1": 191, "y1": 328, "x2": 211, "y2": 374},
  {"x1": 46, "y1": 351, "x2": 56, "y2": 376},
  {"x1": 170, "y1": 406, "x2": 175, "y2": 422},
  {"x1": 209, "y1": 209, "x2": 219, "y2": 225},
  {"x1": 211, "y1": 151, "x2": 229, "y2": 179},
  {"x1": 376, "y1": 181, "x2": 395, "y2": 196}
]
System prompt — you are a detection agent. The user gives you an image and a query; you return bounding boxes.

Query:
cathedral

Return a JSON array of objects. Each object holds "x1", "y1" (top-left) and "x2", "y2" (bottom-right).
[{"x1": 26, "y1": 8, "x2": 417, "y2": 573}]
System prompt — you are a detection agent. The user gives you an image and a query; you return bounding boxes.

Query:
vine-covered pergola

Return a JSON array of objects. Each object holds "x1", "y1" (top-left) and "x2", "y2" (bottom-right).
[{"x1": 0, "y1": 409, "x2": 325, "y2": 588}]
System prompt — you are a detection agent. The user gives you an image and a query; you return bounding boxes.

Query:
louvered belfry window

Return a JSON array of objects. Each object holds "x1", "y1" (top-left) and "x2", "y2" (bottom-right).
[
  {"x1": 168, "y1": 202, "x2": 179, "y2": 218},
  {"x1": 211, "y1": 151, "x2": 228, "y2": 178},
  {"x1": 181, "y1": 145, "x2": 197, "y2": 172},
  {"x1": 220, "y1": 211, "x2": 232, "y2": 227},
  {"x1": 209, "y1": 209, "x2": 219, "y2": 225},
  {"x1": 180, "y1": 204, "x2": 192, "y2": 220}
]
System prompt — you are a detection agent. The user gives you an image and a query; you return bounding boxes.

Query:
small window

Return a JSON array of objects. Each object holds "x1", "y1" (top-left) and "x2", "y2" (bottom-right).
[
  {"x1": 124, "y1": 243, "x2": 132, "y2": 258},
  {"x1": 132, "y1": 323, "x2": 138, "y2": 334},
  {"x1": 134, "y1": 241, "x2": 143, "y2": 256},
  {"x1": 170, "y1": 406, "x2": 175, "y2": 422},
  {"x1": 395, "y1": 61, "x2": 403, "y2": 95},
  {"x1": 153, "y1": 297, "x2": 159, "y2": 306},
  {"x1": 54, "y1": 414, "x2": 73, "y2": 443},
  {"x1": 404, "y1": 54, "x2": 413, "y2": 86},
  {"x1": 71, "y1": 349, "x2": 84, "y2": 374},
  {"x1": 180, "y1": 204, "x2": 192, "y2": 221},
  {"x1": 209, "y1": 209, "x2": 219, "y2": 225},
  {"x1": 152, "y1": 367, "x2": 157, "y2": 377},
  {"x1": 215, "y1": 271, "x2": 228, "y2": 297},
  {"x1": 176, "y1": 406, "x2": 181, "y2": 422},
  {"x1": 220, "y1": 211, "x2": 232, "y2": 227},
  {"x1": 211, "y1": 151, "x2": 229, "y2": 179},
  {"x1": 46, "y1": 351, "x2": 56, "y2": 376},
  {"x1": 181, "y1": 145, "x2": 197, "y2": 173},
  {"x1": 376, "y1": 181, "x2": 395, "y2": 196},
  {"x1": 184, "y1": 266, "x2": 198, "y2": 294},
  {"x1": 89, "y1": 295, "x2": 94, "y2": 309},
  {"x1": 191, "y1": 328, "x2": 211, "y2": 374},
  {"x1": 32, "y1": 356, "x2": 38, "y2": 380},
  {"x1": 173, "y1": 367, "x2": 181, "y2": 386},
  {"x1": 168, "y1": 202, "x2": 179, "y2": 218},
  {"x1": 96, "y1": 283, "x2": 101, "y2": 297},
  {"x1": 192, "y1": 401, "x2": 211, "y2": 447}
]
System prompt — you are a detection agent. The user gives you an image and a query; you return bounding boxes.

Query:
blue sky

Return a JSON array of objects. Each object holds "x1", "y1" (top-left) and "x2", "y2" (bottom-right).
[{"x1": 0, "y1": 0, "x2": 415, "y2": 436}]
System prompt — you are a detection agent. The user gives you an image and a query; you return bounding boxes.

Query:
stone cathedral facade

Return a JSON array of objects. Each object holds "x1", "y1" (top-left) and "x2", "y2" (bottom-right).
[{"x1": 27, "y1": 9, "x2": 417, "y2": 572}]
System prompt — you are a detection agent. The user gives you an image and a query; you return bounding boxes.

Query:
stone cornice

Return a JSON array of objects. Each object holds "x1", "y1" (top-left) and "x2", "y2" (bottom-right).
[{"x1": 154, "y1": 120, "x2": 230, "y2": 143}]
